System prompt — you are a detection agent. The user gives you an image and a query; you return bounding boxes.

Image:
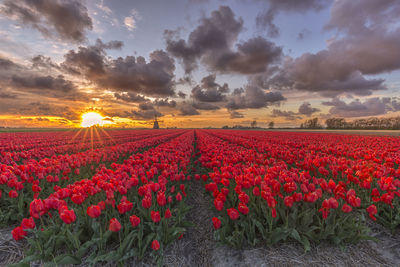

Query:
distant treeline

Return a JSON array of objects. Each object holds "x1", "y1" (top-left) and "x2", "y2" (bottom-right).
[{"x1": 325, "y1": 117, "x2": 400, "y2": 130}]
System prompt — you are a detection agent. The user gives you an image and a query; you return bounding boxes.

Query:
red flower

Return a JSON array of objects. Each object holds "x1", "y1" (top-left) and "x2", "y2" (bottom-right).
[
  {"x1": 21, "y1": 217, "x2": 35, "y2": 229},
  {"x1": 366, "y1": 205, "x2": 377, "y2": 221},
  {"x1": 87, "y1": 205, "x2": 101, "y2": 218},
  {"x1": 130, "y1": 215, "x2": 141, "y2": 227},
  {"x1": 164, "y1": 208, "x2": 172, "y2": 219},
  {"x1": 151, "y1": 240, "x2": 160, "y2": 251},
  {"x1": 12, "y1": 226, "x2": 26, "y2": 241},
  {"x1": 117, "y1": 198, "x2": 133, "y2": 214},
  {"x1": 214, "y1": 199, "x2": 224, "y2": 211},
  {"x1": 142, "y1": 196, "x2": 152, "y2": 209},
  {"x1": 59, "y1": 207, "x2": 76, "y2": 224},
  {"x1": 109, "y1": 218, "x2": 121, "y2": 232},
  {"x1": 30, "y1": 199, "x2": 45, "y2": 219},
  {"x1": 157, "y1": 191, "x2": 166, "y2": 206},
  {"x1": 9, "y1": 190, "x2": 18, "y2": 198},
  {"x1": 176, "y1": 192, "x2": 182, "y2": 201},
  {"x1": 341, "y1": 203, "x2": 352, "y2": 213},
  {"x1": 212, "y1": 217, "x2": 221, "y2": 229},
  {"x1": 227, "y1": 208, "x2": 240, "y2": 220},
  {"x1": 151, "y1": 211, "x2": 161, "y2": 223},
  {"x1": 238, "y1": 203, "x2": 249, "y2": 215},
  {"x1": 71, "y1": 193, "x2": 85, "y2": 205},
  {"x1": 284, "y1": 196, "x2": 294, "y2": 208}
]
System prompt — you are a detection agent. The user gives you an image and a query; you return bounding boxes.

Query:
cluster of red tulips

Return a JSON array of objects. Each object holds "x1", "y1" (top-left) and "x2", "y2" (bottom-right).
[
  {"x1": 196, "y1": 130, "x2": 400, "y2": 249},
  {"x1": 5, "y1": 129, "x2": 193, "y2": 265},
  {"x1": 2, "y1": 129, "x2": 399, "y2": 265}
]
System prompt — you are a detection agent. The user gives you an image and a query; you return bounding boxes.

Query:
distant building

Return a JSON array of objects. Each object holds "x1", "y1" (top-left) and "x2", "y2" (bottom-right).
[{"x1": 153, "y1": 116, "x2": 159, "y2": 129}]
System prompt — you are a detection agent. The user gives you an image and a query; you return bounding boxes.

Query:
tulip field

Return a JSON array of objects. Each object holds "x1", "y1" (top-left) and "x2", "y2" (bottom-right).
[{"x1": 1, "y1": 129, "x2": 399, "y2": 266}]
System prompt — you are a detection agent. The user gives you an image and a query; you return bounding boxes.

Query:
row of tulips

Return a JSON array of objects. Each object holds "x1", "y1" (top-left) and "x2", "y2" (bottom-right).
[
  {"x1": 195, "y1": 130, "x2": 400, "y2": 250},
  {"x1": 0, "y1": 129, "x2": 171, "y2": 165},
  {"x1": 11, "y1": 130, "x2": 194, "y2": 266},
  {"x1": 0, "y1": 130, "x2": 183, "y2": 225}
]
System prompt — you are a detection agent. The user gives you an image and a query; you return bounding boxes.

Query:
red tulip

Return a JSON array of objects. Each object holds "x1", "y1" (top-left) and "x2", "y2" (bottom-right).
[
  {"x1": 109, "y1": 218, "x2": 121, "y2": 232},
  {"x1": 87, "y1": 205, "x2": 101, "y2": 218},
  {"x1": 59, "y1": 207, "x2": 76, "y2": 224},
  {"x1": 151, "y1": 240, "x2": 160, "y2": 251},
  {"x1": 164, "y1": 208, "x2": 172, "y2": 219},
  {"x1": 227, "y1": 208, "x2": 240, "y2": 220},
  {"x1": 130, "y1": 215, "x2": 141, "y2": 227},
  {"x1": 151, "y1": 211, "x2": 161, "y2": 223},
  {"x1": 12, "y1": 226, "x2": 26, "y2": 241},
  {"x1": 212, "y1": 217, "x2": 221, "y2": 229}
]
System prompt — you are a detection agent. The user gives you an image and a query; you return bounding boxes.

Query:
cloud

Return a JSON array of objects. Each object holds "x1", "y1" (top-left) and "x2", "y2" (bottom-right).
[
  {"x1": 261, "y1": 0, "x2": 400, "y2": 97},
  {"x1": 124, "y1": 9, "x2": 141, "y2": 31},
  {"x1": 117, "y1": 109, "x2": 163, "y2": 120},
  {"x1": 11, "y1": 74, "x2": 76, "y2": 93},
  {"x1": 298, "y1": 102, "x2": 320, "y2": 116},
  {"x1": 207, "y1": 37, "x2": 282, "y2": 74},
  {"x1": 1, "y1": 0, "x2": 92, "y2": 42},
  {"x1": 322, "y1": 97, "x2": 400, "y2": 117},
  {"x1": 229, "y1": 110, "x2": 244, "y2": 119},
  {"x1": 165, "y1": 6, "x2": 281, "y2": 75},
  {"x1": 179, "y1": 102, "x2": 200, "y2": 116},
  {"x1": 62, "y1": 40, "x2": 176, "y2": 97},
  {"x1": 271, "y1": 109, "x2": 302, "y2": 120},
  {"x1": 0, "y1": 55, "x2": 85, "y2": 100},
  {"x1": 192, "y1": 101, "x2": 220, "y2": 110},
  {"x1": 226, "y1": 85, "x2": 285, "y2": 110},
  {"x1": 153, "y1": 98, "x2": 177, "y2": 108},
  {"x1": 256, "y1": 0, "x2": 329, "y2": 37},
  {"x1": 114, "y1": 92, "x2": 149, "y2": 103},
  {"x1": 165, "y1": 6, "x2": 243, "y2": 74},
  {"x1": 191, "y1": 74, "x2": 229, "y2": 102},
  {"x1": 177, "y1": 91, "x2": 187, "y2": 99}
]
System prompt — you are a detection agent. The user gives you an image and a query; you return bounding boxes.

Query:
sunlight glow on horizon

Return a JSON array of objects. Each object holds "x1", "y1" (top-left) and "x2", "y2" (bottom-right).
[{"x1": 81, "y1": 112, "x2": 114, "y2": 128}]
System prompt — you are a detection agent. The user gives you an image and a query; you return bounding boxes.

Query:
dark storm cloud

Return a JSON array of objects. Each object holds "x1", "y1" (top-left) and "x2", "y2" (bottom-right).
[
  {"x1": 113, "y1": 109, "x2": 163, "y2": 121},
  {"x1": 229, "y1": 110, "x2": 244, "y2": 119},
  {"x1": 298, "y1": 102, "x2": 320, "y2": 116},
  {"x1": 263, "y1": 57, "x2": 385, "y2": 97},
  {"x1": 11, "y1": 74, "x2": 75, "y2": 93},
  {"x1": 153, "y1": 98, "x2": 177, "y2": 108},
  {"x1": 271, "y1": 109, "x2": 302, "y2": 121},
  {"x1": 226, "y1": 85, "x2": 285, "y2": 110},
  {"x1": 177, "y1": 91, "x2": 187, "y2": 99},
  {"x1": 165, "y1": 6, "x2": 281, "y2": 75},
  {"x1": 0, "y1": 56, "x2": 85, "y2": 100},
  {"x1": 191, "y1": 74, "x2": 229, "y2": 102},
  {"x1": 208, "y1": 37, "x2": 282, "y2": 74},
  {"x1": 19, "y1": 102, "x2": 81, "y2": 120},
  {"x1": 0, "y1": 88, "x2": 17, "y2": 99},
  {"x1": 179, "y1": 102, "x2": 200, "y2": 116},
  {"x1": 114, "y1": 92, "x2": 149, "y2": 103},
  {"x1": 262, "y1": 0, "x2": 400, "y2": 97},
  {"x1": 256, "y1": 0, "x2": 329, "y2": 37},
  {"x1": 31, "y1": 55, "x2": 60, "y2": 70},
  {"x1": 192, "y1": 101, "x2": 220, "y2": 110},
  {"x1": 62, "y1": 41, "x2": 176, "y2": 97},
  {"x1": 1, "y1": 0, "x2": 92, "y2": 42},
  {"x1": 165, "y1": 6, "x2": 243, "y2": 74},
  {"x1": 322, "y1": 97, "x2": 400, "y2": 117}
]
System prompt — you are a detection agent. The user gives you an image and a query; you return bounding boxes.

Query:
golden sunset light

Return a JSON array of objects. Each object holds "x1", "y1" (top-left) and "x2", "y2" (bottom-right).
[{"x1": 80, "y1": 112, "x2": 114, "y2": 128}]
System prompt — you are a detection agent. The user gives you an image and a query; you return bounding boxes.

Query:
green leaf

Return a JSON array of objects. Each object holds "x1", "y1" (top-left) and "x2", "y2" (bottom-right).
[
  {"x1": 290, "y1": 229, "x2": 301, "y2": 243},
  {"x1": 302, "y1": 236, "x2": 311, "y2": 252},
  {"x1": 43, "y1": 254, "x2": 81, "y2": 266},
  {"x1": 270, "y1": 228, "x2": 289, "y2": 244}
]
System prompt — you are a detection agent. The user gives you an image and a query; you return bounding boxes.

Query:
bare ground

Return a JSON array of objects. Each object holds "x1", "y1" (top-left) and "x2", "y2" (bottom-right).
[{"x1": 1, "y1": 182, "x2": 399, "y2": 267}]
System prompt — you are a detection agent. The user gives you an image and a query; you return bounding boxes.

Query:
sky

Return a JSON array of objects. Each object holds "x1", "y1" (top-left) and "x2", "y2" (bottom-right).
[{"x1": 0, "y1": 0, "x2": 399, "y2": 128}]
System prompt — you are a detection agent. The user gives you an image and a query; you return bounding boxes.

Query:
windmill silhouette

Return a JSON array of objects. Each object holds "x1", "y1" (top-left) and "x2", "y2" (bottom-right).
[{"x1": 153, "y1": 114, "x2": 163, "y2": 129}]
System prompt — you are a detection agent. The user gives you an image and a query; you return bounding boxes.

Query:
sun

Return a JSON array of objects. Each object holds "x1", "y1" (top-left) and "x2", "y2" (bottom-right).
[{"x1": 81, "y1": 112, "x2": 113, "y2": 128}]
